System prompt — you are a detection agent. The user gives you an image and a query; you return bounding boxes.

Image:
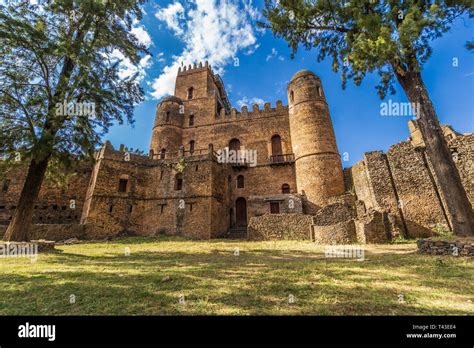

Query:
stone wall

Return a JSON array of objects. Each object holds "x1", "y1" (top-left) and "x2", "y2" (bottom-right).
[
  {"x1": 247, "y1": 214, "x2": 312, "y2": 240},
  {"x1": 0, "y1": 163, "x2": 92, "y2": 225},
  {"x1": 1, "y1": 224, "x2": 86, "y2": 241},
  {"x1": 347, "y1": 128, "x2": 472, "y2": 238},
  {"x1": 312, "y1": 220, "x2": 357, "y2": 245},
  {"x1": 417, "y1": 239, "x2": 474, "y2": 256}
]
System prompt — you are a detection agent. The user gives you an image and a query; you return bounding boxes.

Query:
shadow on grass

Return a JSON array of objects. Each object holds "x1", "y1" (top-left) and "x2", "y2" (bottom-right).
[{"x1": 0, "y1": 244, "x2": 472, "y2": 315}]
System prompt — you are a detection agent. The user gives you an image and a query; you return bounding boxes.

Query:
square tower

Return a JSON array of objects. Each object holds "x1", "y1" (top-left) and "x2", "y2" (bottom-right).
[{"x1": 175, "y1": 62, "x2": 230, "y2": 122}]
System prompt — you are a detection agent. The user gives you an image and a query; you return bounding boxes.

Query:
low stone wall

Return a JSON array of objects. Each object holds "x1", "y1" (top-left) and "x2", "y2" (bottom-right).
[
  {"x1": 311, "y1": 220, "x2": 357, "y2": 245},
  {"x1": 417, "y1": 239, "x2": 474, "y2": 256},
  {"x1": 355, "y1": 210, "x2": 389, "y2": 244},
  {"x1": 1, "y1": 224, "x2": 86, "y2": 241},
  {"x1": 312, "y1": 201, "x2": 356, "y2": 226},
  {"x1": 247, "y1": 214, "x2": 312, "y2": 241}
]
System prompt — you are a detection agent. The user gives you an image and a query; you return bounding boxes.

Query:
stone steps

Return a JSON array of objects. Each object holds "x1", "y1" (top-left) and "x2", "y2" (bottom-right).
[{"x1": 225, "y1": 227, "x2": 247, "y2": 239}]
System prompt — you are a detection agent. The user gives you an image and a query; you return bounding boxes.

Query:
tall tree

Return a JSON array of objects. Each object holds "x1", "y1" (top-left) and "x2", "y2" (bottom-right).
[
  {"x1": 261, "y1": 0, "x2": 474, "y2": 236},
  {"x1": 0, "y1": 0, "x2": 147, "y2": 241}
]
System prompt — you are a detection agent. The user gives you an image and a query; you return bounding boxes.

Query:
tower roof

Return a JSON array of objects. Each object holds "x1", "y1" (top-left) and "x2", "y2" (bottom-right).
[
  {"x1": 290, "y1": 70, "x2": 320, "y2": 81},
  {"x1": 160, "y1": 95, "x2": 183, "y2": 105}
]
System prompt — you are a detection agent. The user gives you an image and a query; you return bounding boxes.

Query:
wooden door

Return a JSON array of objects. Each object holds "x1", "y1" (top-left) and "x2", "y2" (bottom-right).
[{"x1": 235, "y1": 198, "x2": 247, "y2": 226}]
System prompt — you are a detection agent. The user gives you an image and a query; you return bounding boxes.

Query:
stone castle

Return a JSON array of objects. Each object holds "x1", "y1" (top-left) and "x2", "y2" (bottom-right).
[{"x1": 1, "y1": 62, "x2": 472, "y2": 242}]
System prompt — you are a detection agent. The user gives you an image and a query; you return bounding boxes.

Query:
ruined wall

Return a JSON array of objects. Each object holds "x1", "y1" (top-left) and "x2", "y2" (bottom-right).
[
  {"x1": 0, "y1": 163, "x2": 92, "y2": 225},
  {"x1": 0, "y1": 224, "x2": 85, "y2": 241},
  {"x1": 348, "y1": 130, "x2": 472, "y2": 238},
  {"x1": 247, "y1": 214, "x2": 312, "y2": 241},
  {"x1": 450, "y1": 134, "x2": 474, "y2": 205}
]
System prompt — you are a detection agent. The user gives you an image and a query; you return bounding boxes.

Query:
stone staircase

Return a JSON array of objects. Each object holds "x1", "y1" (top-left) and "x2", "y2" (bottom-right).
[{"x1": 225, "y1": 227, "x2": 247, "y2": 239}]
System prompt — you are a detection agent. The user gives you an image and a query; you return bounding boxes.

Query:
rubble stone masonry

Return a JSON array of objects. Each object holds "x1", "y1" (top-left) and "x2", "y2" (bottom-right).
[{"x1": 1, "y1": 64, "x2": 472, "y2": 242}]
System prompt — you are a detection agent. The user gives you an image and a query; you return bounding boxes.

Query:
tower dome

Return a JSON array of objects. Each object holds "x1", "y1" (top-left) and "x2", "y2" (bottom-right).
[{"x1": 290, "y1": 70, "x2": 320, "y2": 81}]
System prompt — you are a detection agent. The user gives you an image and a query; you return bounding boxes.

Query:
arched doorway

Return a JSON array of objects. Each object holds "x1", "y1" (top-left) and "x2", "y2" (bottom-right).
[{"x1": 235, "y1": 197, "x2": 247, "y2": 227}]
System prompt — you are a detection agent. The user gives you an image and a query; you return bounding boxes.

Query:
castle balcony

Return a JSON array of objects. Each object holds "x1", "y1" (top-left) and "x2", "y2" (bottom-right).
[
  {"x1": 151, "y1": 148, "x2": 210, "y2": 161},
  {"x1": 269, "y1": 154, "x2": 295, "y2": 165},
  {"x1": 231, "y1": 159, "x2": 249, "y2": 168}
]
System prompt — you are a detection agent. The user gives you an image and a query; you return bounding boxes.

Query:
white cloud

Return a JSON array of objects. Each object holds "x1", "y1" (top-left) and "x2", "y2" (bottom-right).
[
  {"x1": 151, "y1": 0, "x2": 260, "y2": 99},
  {"x1": 108, "y1": 49, "x2": 152, "y2": 82},
  {"x1": 155, "y1": 2, "x2": 185, "y2": 35},
  {"x1": 156, "y1": 52, "x2": 166, "y2": 63},
  {"x1": 266, "y1": 48, "x2": 284, "y2": 62},
  {"x1": 131, "y1": 25, "x2": 152, "y2": 48},
  {"x1": 104, "y1": 22, "x2": 152, "y2": 83},
  {"x1": 236, "y1": 97, "x2": 265, "y2": 108}
]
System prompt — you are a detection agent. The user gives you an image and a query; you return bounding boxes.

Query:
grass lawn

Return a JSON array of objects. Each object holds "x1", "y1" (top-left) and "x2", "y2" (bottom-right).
[{"x1": 0, "y1": 236, "x2": 473, "y2": 315}]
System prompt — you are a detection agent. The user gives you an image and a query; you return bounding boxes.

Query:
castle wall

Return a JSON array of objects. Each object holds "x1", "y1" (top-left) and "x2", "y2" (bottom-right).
[
  {"x1": 386, "y1": 141, "x2": 448, "y2": 237},
  {"x1": 349, "y1": 133, "x2": 473, "y2": 238},
  {"x1": 450, "y1": 134, "x2": 474, "y2": 204},
  {"x1": 80, "y1": 142, "x2": 237, "y2": 239},
  {"x1": 0, "y1": 163, "x2": 92, "y2": 225},
  {"x1": 181, "y1": 103, "x2": 292, "y2": 164}
]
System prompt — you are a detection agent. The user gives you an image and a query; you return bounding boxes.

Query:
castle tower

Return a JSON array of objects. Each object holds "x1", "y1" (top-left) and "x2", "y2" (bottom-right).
[
  {"x1": 150, "y1": 96, "x2": 184, "y2": 158},
  {"x1": 287, "y1": 70, "x2": 345, "y2": 213}
]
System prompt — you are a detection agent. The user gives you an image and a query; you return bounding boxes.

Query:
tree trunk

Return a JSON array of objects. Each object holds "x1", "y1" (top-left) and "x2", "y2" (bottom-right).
[
  {"x1": 2, "y1": 155, "x2": 51, "y2": 242},
  {"x1": 394, "y1": 69, "x2": 474, "y2": 236}
]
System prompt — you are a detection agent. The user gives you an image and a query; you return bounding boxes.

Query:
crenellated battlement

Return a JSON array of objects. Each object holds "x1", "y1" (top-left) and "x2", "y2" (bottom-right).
[
  {"x1": 215, "y1": 100, "x2": 287, "y2": 123},
  {"x1": 177, "y1": 61, "x2": 214, "y2": 76}
]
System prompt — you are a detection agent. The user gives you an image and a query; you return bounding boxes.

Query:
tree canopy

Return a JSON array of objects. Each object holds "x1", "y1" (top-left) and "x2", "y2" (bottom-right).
[
  {"x1": 261, "y1": 0, "x2": 472, "y2": 98},
  {"x1": 0, "y1": 0, "x2": 148, "y2": 177}
]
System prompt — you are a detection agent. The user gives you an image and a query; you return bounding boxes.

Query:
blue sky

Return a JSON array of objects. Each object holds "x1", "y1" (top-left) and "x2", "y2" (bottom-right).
[{"x1": 107, "y1": 0, "x2": 474, "y2": 167}]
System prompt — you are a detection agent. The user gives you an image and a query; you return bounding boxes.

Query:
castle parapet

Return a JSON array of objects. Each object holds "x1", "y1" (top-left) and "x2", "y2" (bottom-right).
[
  {"x1": 212, "y1": 101, "x2": 288, "y2": 123},
  {"x1": 177, "y1": 60, "x2": 213, "y2": 76}
]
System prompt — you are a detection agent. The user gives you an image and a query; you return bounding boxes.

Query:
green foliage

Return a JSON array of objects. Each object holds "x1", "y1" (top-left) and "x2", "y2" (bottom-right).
[
  {"x1": 260, "y1": 0, "x2": 473, "y2": 98},
  {"x1": 0, "y1": 0, "x2": 147, "y2": 177},
  {"x1": 124, "y1": 147, "x2": 146, "y2": 156},
  {"x1": 390, "y1": 234, "x2": 415, "y2": 244},
  {"x1": 467, "y1": 39, "x2": 474, "y2": 51},
  {"x1": 175, "y1": 157, "x2": 186, "y2": 173},
  {"x1": 432, "y1": 223, "x2": 454, "y2": 239}
]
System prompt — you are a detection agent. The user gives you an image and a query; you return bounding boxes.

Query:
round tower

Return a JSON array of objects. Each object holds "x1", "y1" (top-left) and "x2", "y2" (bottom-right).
[
  {"x1": 150, "y1": 96, "x2": 184, "y2": 158},
  {"x1": 287, "y1": 70, "x2": 345, "y2": 213}
]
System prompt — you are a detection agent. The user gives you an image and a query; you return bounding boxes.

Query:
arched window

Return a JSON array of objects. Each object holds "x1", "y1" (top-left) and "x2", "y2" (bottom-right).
[
  {"x1": 290, "y1": 90, "x2": 294, "y2": 102},
  {"x1": 189, "y1": 140, "x2": 195, "y2": 154},
  {"x1": 282, "y1": 183, "x2": 290, "y2": 194},
  {"x1": 175, "y1": 173, "x2": 183, "y2": 191},
  {"x1": 229, "y1": 138, "x2": 241, "y2": 152},
  {"x1": 237, "y1": 175, "x2": 244, "y2": 188},
  {"x1": 160, "y1": 149, "x2": 166, "y2": 159},
  {"x1": 189, "y1": 114, "x2": 194, "y2": 126},
  {"x1": 166, "y1": 111, "x2": 170, "y2": 122},
  {"x1": 187, "y1": 87, "x2": 194, "y2": 100},
  {"x1": 317, "y1": 86, "x2": 322, "y2": 97}
]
